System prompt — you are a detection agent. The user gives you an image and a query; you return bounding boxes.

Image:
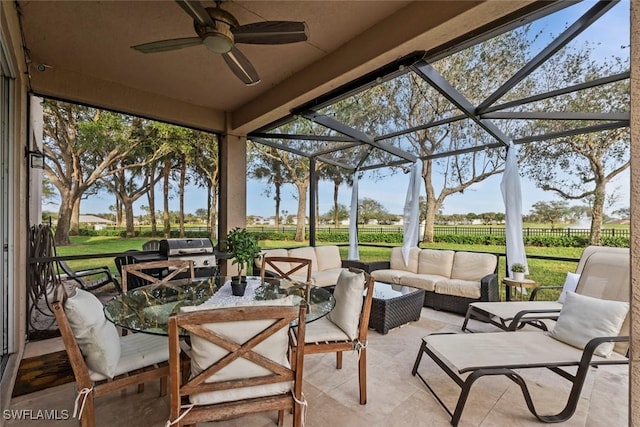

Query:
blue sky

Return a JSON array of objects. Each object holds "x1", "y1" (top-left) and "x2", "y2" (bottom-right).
[{"x1": 72, "y1": 1, "x2": 630, "y2": 219}]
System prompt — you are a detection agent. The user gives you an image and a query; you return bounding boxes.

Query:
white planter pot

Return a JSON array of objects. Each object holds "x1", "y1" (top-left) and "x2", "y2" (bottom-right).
[{"x1": 513, "y1": 272, "x2": 525, "y2": 281}]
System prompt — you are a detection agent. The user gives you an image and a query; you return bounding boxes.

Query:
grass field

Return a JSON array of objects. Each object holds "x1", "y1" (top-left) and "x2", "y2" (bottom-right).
[{"x1": 56, "y1": 236, "x2": 584, "y2": 300}]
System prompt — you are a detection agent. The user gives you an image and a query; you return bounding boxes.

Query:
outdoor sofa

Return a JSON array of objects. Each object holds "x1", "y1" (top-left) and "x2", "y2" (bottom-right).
[
  {"x1": 369, "y1": 247, "x2": 498, "y2": 314},
  {"x1": 255, "y1": 245, "x2": 352, "y2": 287}
]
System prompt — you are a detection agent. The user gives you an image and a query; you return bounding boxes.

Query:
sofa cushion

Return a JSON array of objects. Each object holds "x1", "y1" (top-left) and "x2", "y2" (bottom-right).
[
  {"x1": 434, "y1": 279, "x2": 481, "y2": 299},
  {"x1": 389, "y1": 247, "x2": 420, "y2": 272},
  {"x1": 288, "y1": 247, "x2": 319, "y2": 272},
  {"x1": 450, "y1": 252, "x2": 497, "y2": 281},
  {"x1": 417, "y1": 249, "x2": 455, "y2": 278},
  {"x1": 398, "y1": 273, "x2": 444, "y2": 292},
  {"x1": 312, "y1": 268, "x2": 343, "y2": 287},
  {"x1": 255, "y1": 248, "x2": 290, "y2": 273},
  {"x1": 371, "y1": 269, "x2": 414, "y2": 285},
  {"x1": 315, "y1": 245, "x2": 342, "y2": 271}
]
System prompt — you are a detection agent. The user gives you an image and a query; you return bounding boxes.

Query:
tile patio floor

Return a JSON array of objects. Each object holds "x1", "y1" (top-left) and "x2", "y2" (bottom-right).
[{"x1": 7, "y1": 307, "x2": 628, "y2": 426}]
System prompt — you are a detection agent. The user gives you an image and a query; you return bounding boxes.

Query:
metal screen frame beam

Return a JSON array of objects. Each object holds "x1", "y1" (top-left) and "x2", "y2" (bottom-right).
[
  {"x1": 411, "y1": 61, "x2": 512, "y2": 146},
  {"x1": 482, "y1": 112, "x2": 629, "y2": 121},
  {"x1": 300, "y1": 111, "x2": 417, "y2": 162},
  {"x1": 476, "y1": 0, "x2": 619, "y2": 112}
]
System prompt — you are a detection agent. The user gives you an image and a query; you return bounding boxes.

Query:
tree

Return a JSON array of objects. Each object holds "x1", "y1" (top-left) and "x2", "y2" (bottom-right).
[
  {"x1": 522, "y1": 44, "x2": 629, "y2": 244},
  {"x1": 42, "y1": 101, "x2": 144, "y2": 245},
  {"x1": 358, "y1": 198, "x2": 389, "y2": 224},
  {"x1": 529, "y1": 200, "x2": 569, "y2": 228},
  {"x1": 367, "y1": 28, "x2": 535, "y2": 243},
  {"x1": 190, "y1": 131, "x2": 219, "y2": 239},
  {"x1": 249, "y1": 145, "x2": 287, "y2": 229},
  {"x1": 612, "y1": 207, "x2": 629, "y2": 219},
  {"x1": 321, "y1": 204, "x2": 349, "y2": 224}
]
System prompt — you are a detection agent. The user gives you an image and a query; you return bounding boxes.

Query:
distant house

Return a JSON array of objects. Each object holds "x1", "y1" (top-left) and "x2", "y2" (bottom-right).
[{"x1": 79, "y1": 215, "x2": 115, "y2": 230}]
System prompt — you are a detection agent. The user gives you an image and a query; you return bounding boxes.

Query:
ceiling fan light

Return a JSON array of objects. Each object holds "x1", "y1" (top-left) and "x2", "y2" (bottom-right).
[{"x1": 203, "y1": 33, "x2": 233, "y2": 53}]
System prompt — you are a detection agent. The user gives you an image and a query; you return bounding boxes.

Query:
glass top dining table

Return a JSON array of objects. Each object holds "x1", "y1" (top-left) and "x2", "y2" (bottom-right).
[{"x1": 103, "y1": 275, "x2": 335, "y2": 336}]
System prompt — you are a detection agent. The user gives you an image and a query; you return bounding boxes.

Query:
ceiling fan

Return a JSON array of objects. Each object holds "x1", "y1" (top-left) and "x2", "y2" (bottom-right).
[{"x1": 131, "y1": 0, "x2": 309, "y2": 86}]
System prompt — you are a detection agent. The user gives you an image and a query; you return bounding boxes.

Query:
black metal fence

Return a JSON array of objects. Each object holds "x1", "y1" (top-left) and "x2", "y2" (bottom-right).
[{"x1": 246, "y1": 226, "x2": 629, "y2": 239}]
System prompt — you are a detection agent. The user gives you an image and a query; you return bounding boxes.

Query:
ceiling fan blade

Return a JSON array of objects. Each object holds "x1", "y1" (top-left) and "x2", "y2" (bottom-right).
[
  {"x1": 232, "y1": 21, "x2": 309, "y2": 44},
  {"x1": 223, "y1": 47, "x2": 260, "y2": 86},
  {"x1": 175, "y1": 0, "x2": 215, "y2": 27},
  {"x1": 132, "y1": 37, "x2": 203, "y2": 53}
]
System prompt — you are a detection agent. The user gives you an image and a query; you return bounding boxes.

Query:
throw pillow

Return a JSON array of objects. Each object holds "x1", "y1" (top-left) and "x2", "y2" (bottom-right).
[
  {"x1": 558, "y1": 272, "x2": 581, "y2": 303},
  {"x1": 327, "y1": 268, "x2": 365, "y2": 340},
  {"x1": 64, "y1": 289, "x2": 121, "y2": 378},
  {"x1": 548, "y1": 291, "x2": 629, "y2": 357}
]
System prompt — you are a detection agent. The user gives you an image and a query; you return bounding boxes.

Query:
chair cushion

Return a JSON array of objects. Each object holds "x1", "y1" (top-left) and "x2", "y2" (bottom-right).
[
  {"x1": 304, "y1": 316, "x2": 351, "y2": 343},
  {"x1": 450, "y1": 252, "x2": 497, "y2": 281},
  {"x1": 326, "y1": 269, "x2": 365, "y2": 340},
  {"x1": 558, "y1": 272, "x2": 580, "y2": 303},
  {"x1": 417, "y1": 249, "x2": 455, "y2": 278},
  {"x1": 182, "y1": 297, "x2": 296, "y2": 405},
  {"x1": 89, "y1": 333, "x2": 169, "y2": 381},
  {"x1": 64, "y1": 289, "x2": 121, "y2": 379},
  {"x1": 548, "y1": 291, "x2": 629, "y2": 357},
  {"x1": 288, "y1": 247, "x2": 319, "y2": 272},
  {"x1": 314, "y1": 246, "x2": 342, "y2": 271}
]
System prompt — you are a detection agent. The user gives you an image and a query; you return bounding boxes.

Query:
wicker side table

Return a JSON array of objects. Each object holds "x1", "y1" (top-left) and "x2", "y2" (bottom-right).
[{"x1": 368, "y1": 282, "x2": 425, "y2": 334}]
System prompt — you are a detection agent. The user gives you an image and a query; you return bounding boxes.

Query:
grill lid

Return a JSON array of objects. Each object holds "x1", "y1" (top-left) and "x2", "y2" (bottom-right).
[{"x1": 159, "y1": 238, "x2": 214, "y2": 256}]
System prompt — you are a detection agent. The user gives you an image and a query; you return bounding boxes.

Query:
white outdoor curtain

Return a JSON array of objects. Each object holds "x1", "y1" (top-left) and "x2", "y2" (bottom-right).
[
  {"x1": 402, "y1": 160, "x2": 422, "y2": 266},
  {"x1": 348, "y1": 174, "x2": 359, "y2": 260},
  {"x1": 500, "y1": 144, "x2": 528, "y2": 276}
]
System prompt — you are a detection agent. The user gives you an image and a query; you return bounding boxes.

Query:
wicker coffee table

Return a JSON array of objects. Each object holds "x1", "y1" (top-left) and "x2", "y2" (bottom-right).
[{"x1": 368, "y1": 282, "x2": 425, "y2": 334}]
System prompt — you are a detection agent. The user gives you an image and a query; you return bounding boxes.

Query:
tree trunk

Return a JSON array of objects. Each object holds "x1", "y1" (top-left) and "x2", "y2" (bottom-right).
[
  {"x1": 115, "y1": 197, "x2": 123, "y2": 227},
  {"x1": 54, "y1": 193, "x2": 74, "y2": 246},
  {"x1": 163, "y1": 158, "x2": 171, "y2": 238},
  {"x1": 422, "y1": 161, "x2": 437, "y2": 243},
  {"x1": 70, "y1": 198, "x2": 80, "y2": 235},
  {"x1": 179, "y1": 159, "x2": 186, "y2": 238},
  {"x1": 274, "y1": 181, "x2": 281, "y2": 229},
  {"x1": 148, "y1": 165, "x2": 157, "y2": 237},
  {"x1": 590, "y1": 180, "x2": 606, "y2": 245},
  {"x1": 209, "y1": 184, "x2": 217, "y2": 241},
  {"x1": 123, "y1": 198, "x2": 135, "y2": 237},
  {"x1": 333, "y1": 181, "x2": 339, "y2": 226},
  {"x1": 294, "y1": 182, "x2": 308, "y2": 242},
  {"x1": 315, "y1": 174, "x2": 320, "y2": 228}
]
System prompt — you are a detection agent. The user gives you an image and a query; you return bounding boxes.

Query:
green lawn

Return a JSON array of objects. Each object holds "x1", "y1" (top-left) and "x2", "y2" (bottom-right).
[{"x1": 57, "y1": 237, "x2": 583, "y2": 300}]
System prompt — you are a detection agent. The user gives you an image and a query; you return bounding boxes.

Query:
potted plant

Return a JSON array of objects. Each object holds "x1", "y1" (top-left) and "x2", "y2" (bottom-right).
[
  {"x1": 510, "y1": 263, "x2": 526, "y2": 281},
  {"x1": 225, "y1": 227, "x2": 261, "y2": 296}
]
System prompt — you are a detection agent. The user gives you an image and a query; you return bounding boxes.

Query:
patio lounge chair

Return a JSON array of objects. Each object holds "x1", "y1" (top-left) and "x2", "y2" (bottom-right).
[
  {"x1": 412, "y1": 289, "x2": 630, "y2": 426},
  {"x1": 58, "y1": 260, "x2": 122, "y2": 293},
  {"x1": 461, "y1": 246, "x2": 629, "y2": 332}
]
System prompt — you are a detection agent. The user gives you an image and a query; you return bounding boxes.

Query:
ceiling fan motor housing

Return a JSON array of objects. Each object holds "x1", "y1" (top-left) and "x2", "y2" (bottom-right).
[{"x1": 195, "y1": 7, "x2": 239, "y2": 53}]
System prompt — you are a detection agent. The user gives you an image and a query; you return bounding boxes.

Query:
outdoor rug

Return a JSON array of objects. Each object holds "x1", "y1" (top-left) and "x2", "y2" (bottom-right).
[{"x1": 11, "y1": 350, "x2": 74, "y2": 397}]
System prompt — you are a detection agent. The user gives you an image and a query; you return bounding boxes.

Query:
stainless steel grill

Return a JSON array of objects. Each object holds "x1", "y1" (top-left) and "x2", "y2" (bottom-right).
[{"x1": 159, "y1": 238, "x2": 216, "y2": 269}]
